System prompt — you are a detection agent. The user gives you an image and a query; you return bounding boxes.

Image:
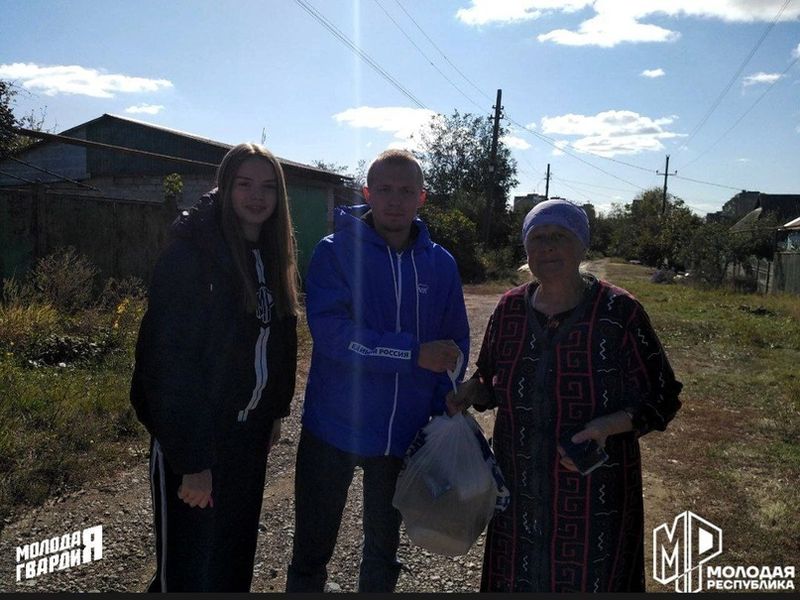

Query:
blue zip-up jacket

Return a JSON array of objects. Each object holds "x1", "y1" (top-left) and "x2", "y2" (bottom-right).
[{"x1": 302, "y1": 204, "x2": 470, "y2": 458}]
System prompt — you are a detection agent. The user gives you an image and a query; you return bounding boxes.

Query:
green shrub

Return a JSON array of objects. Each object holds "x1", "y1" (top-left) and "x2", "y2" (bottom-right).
[
  {"x1": 0, "y1": 302, "x2": 59, "y2": 351},
  {"x1": 28, "y1": 247, "x2": 98, "y2": 313},
  {"x1": 420, "y1": 204, "x2": 484, "y2": 281}
]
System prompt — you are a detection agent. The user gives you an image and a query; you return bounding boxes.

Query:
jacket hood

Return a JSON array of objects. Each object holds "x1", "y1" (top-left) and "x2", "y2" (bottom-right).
[
  {"x1": 169, "y1": 190, "x2": 234, "y2": 272},
  {"x1": 334, "y1": 203, "x2": 433, "y2": 252},
  {"x1": 170, "y1": 190, "x2": 220, "y2": 245}
]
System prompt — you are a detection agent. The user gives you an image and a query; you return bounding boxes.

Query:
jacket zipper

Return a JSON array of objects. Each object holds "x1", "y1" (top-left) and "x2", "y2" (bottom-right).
[{"x1": 384, "y1": 251, "x2": 402, "y2": 456}]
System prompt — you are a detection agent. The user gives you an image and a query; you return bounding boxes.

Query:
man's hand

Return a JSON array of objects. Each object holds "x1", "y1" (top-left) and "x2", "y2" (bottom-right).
[
  {"x1": 178, "y1": 469, "x2": 213, "y2": 509},
  {"x1": 418, "y1": 339, "x2": 460, "y2": 373}
]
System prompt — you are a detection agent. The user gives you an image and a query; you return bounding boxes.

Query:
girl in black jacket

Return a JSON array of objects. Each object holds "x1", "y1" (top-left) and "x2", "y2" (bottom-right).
[{"x1": 130, "y1": 143, "x2": 299, "y2": 592}]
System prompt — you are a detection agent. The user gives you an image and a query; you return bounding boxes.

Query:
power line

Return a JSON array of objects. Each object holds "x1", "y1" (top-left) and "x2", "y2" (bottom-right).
[
  {"x1": 293, "y1": 0, "x2": 427, "y2": 109},
  {"x1": 393, "y1": 0, "x2": 493, "y2": 103},
  {"x1": 680, "y1": 0, "x2": 790, "y2": 152},
  {"x1": 296, "y1": 0, "x2": 655, "y2": 196},
  {"x1": 372, "y1": 0, "x2": 484, "y2": 112},
  {"x1": 504, "y1": 117, "x2": 655, "y2": 174},
  {"x1": 9, "y1": 156, "x2": 100, "y2": 191},
  {"x1": 553, "y1": 176, "x2": 640, "y2": 194},
  {"x1": 672, "y1": 173, "x2": 746, "y2": 191},
  {"x1": 552, "y1": 178, "x2": 595, "y2": 204},
  {"x1": 504, "y1": 116, "x2": 647, "y2": 191},
  {"x1": 680, "y1": 53, "x2": 800, "y2": 171},
  {"x1": 0, "y1": 168, "x2": 37, "y2": 184}
]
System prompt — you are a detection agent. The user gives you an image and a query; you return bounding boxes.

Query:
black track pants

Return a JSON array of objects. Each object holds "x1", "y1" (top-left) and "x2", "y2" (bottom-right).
[{"x1": 146, "y1": 437, "x2": 269, "y2": 592}]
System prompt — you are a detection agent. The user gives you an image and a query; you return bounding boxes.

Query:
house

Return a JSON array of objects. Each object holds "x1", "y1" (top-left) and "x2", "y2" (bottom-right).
[
  {"x1": 712, "y1": 190, "x2": 800, "y2": 225},
  {"x1": 0, "y1": 114, "x2": 349, "y2": 280},
  {"x1": 720, "y1": 191, "x2": 800, "y2": 295}
]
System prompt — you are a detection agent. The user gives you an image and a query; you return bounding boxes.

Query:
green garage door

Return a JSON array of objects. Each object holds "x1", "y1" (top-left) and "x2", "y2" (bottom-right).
[{"x1": 287, "y1": 184, "x2": 329, "y2": 280}]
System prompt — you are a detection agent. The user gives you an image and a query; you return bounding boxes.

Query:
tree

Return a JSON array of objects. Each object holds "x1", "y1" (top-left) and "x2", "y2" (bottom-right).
[
  {"x1": 310, "y1": 158, "x2": 366, "y2": 190},
  {"x1": 0, "y1": 79, "x2": 51, "y2": 158},
  {"x1": 0, "y1": 80, "x2": 17, "y2": 159},
  {"x1": 414, "y1": 110, "x2": 518, "y2": 242},
  {"x1": 598, "y1": 188, "x2": 702, "y2": 268}
]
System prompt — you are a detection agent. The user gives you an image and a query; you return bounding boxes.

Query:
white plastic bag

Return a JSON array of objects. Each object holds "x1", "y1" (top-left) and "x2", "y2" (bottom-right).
[{"x1": 392, "y1": 412, "x2": 508, "y2": 557}]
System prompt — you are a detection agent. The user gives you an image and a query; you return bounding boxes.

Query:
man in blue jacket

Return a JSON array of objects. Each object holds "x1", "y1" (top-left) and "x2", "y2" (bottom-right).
[{"x1": 286, "y1": 149, "x2": 470, "y2": 592}]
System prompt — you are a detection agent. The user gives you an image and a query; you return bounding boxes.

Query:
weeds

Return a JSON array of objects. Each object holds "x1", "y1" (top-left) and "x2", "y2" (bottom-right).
[
  {"x1": 0, "y1": 249, "x2": 147, "y2": 522},
  {"x1": 605, "y1": 261, "x2": 800, "y2": 578}
]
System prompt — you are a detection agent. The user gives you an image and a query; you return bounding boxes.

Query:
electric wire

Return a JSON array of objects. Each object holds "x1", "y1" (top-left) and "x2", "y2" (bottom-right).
[
  {"x1": 503, "y1": 116, "x2": 647, "y2": 191},
  {"x1": 9, "y1": 156, "x2": 100, "y2": 190},
  {"x1": 372, "y1": 0, "x2": 484, "y2": 112},
  {"x1": 672, "y1": 174, "x2": 747, "y2": 192},
  {"x1": 294, "y1": 0, "x2": 427, "y2": 109},
  {"x1": 681, "y1": 53, "x2": 800, "y2": 171},
  {"x1": 393, "y1": 0, "x2": 493, "y2": 103},
  {"x1": 680, "y1": 0, "x2": 791, "y2": 153}
]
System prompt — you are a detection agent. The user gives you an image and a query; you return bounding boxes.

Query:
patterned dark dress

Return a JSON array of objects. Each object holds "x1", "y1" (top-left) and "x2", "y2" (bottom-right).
[{"x1": 474, "y1": 276, "x2": 682, "y2": 593}]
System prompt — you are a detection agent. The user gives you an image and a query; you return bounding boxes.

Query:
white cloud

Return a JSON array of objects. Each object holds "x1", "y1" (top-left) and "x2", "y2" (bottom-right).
[
  {"x1": 742, "y1": 71, "x2": 783, "y2": 86},
  {"x1": 457, "y1": 1, "x2": 800, "y2": 47},
  {"x1": 333, "y1": 106, "x2": 436, "y2": 150},
  {"x1": 502, "y1": 134, "x2": 532, "y2": 150},
  {"x1": 538, "y1": 12, "x2": 679, "y2": 47},
  {"x1": 0, "y1": 63, "x2": 173, "y2": 98},
  {"x1": 124, "y1": 103, "x2": 165, "y2": 115},
  {"x1": 736, "y1": 157, "x2": 751, "y2": 163},
  {"x1": 641, "y1": 68, "x2": 665, "y2": 78},
  {"x1": 541, "y1": 109, "x2": 684, "y2": 157},
  {"x1": 456, "y1": 0, "x2": 591, "y2": 26},
  {"x1": 793, "y1": 43, "x2": 800, "y2": 59}
]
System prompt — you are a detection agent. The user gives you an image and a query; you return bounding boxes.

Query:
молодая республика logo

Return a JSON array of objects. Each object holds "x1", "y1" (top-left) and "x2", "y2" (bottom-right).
[{"x1": 653, "y1": 511, "x2": 795, "y2": 592}]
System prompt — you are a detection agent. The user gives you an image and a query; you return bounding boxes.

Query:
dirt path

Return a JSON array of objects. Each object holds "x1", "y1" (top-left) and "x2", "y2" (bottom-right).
[{"x1": 0, "y1": 264, "x2": 676, "y2": 592}]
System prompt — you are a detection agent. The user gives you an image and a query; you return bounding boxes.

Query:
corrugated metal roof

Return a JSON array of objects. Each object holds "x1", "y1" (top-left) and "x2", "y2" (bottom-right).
[{"x1": 9, "y1": 113, "x2": 349, "y2": 182}]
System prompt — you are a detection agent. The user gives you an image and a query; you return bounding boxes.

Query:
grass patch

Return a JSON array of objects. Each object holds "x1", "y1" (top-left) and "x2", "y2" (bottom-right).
[{"x1": 605, "y1": 260, "x2": 800, "y2": 573}]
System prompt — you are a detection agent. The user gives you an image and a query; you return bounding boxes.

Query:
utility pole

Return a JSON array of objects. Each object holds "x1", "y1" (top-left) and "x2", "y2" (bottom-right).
[
  {"x1": 656, "y1": 154, "x2": 677, "y2": 215},
  {"x1": 483, "y1": 89, "x2": 502, "y2": 243},
  {"x1": 544, "y1": 163, "x2": 551, "y2": 200}
]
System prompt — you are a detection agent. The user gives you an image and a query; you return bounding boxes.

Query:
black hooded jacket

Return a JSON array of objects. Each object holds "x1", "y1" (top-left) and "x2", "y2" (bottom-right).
[{"x1": 130, "y1": 191, "x2": 297, "y2": 474}]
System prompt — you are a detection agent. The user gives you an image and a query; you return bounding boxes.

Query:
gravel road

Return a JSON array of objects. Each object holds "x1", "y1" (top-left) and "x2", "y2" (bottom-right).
[{"x1": 1, "y1": 290, "x2": 502, "y2": 593}]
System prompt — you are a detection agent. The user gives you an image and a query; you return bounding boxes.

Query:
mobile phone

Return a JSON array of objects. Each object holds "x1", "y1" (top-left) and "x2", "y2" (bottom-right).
[{"x1": 559, "y1": 431, "x2": 609, "y2": 475}]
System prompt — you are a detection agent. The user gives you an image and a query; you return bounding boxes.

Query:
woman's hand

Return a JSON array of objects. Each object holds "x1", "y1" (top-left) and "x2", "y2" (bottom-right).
[
  {"x1": 445, "y1": 378, "x2": 491, "y2": 416},
  {"x1": 178, "y1": 469, "x2": 213, "y2": 508},
  {"x1": 557, "y1": 411, "x2": 634, "y2": 472}
]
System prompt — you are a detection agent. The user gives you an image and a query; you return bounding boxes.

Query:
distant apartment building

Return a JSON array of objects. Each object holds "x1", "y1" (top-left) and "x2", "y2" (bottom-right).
[{"x1": 513, "y1": 192, "x2": 548, "y2": 213}]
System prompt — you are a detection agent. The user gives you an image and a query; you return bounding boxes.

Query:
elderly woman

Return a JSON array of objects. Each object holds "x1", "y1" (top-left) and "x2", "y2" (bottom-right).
[{"x1": 450, "y1": 199, "x2": 682, "y2": 593}]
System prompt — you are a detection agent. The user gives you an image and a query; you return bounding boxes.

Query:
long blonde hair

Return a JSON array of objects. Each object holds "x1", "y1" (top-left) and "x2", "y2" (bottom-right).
[{"x1": 216, "y1": 143, "x2": 299, "y2": 318}]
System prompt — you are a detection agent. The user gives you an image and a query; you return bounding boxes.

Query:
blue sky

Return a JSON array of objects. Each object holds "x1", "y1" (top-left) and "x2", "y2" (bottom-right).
[{"x1": 2, "y1": 0, "x2": 799, "y2": 215}]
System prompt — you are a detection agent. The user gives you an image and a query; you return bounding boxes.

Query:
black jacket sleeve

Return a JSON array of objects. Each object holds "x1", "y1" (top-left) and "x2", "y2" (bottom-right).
[
  {"x1": 130, "y1": 239, "x2": 216, "y2": 474},
  {"x1": 273, "y1": 314, "x2": 298, "y2": 419}
]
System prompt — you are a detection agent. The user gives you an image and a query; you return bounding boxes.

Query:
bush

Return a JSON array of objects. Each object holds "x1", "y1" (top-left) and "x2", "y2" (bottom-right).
[
  {"x1": 477, "y1": 245, "x2": 517, "y2": 281},
  {"x1": 0, "y1": 302, "x2": 59, "y2": 351},
  {"x1": 24, "y1": 331, "x2": 118, "y2": 366},
  {"x1": 29, "y1": 247, "x2": 98, "y2": 313},
  {"x1": 0, "y1": 249, "x2": 144, "y2": 365},
  {"x1": 420, "y1": 204, "x2": 484, "y2": 281},
  {"x1": 98, "y1": 276, "x2": 147, "y2": 309}
]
